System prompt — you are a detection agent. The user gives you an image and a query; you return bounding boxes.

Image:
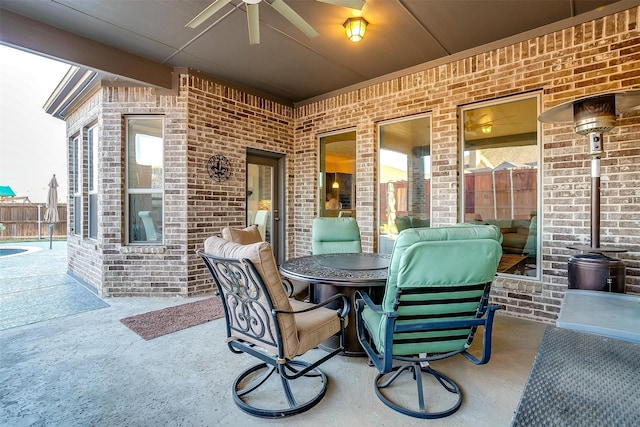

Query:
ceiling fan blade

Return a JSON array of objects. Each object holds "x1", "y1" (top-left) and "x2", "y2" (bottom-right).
[
  {"x1": 270, "y1": 0, "x2": 319, "y2": 38},
  {"x1": 185, "y1": 0, "x2": 233, "y2": 28},
  {"x1": 316, "y1": 0, "x2": 365, "y2": 11},
  {"x1": 247, "y1": 3, "x2": 260, "y2": 45}
]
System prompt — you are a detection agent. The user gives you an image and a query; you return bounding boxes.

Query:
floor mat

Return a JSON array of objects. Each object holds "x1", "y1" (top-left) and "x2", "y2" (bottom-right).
[
  {"x1": 512, "y1": 326, "x2": 640, "y2": 426},
  {"x1": 120, "y1": 297, "x2": 223, "y2": 340}
]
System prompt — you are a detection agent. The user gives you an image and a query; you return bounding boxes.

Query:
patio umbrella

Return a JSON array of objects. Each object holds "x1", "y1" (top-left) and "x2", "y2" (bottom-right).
[{"x1": 44, "y1": 174, "x2": 59, "y2": 249}]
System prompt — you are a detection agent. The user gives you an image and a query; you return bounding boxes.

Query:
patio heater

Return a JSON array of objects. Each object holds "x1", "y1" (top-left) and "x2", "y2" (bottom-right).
[{"x1": 539, "y1": 91, "x2": 640, "y2": 293}]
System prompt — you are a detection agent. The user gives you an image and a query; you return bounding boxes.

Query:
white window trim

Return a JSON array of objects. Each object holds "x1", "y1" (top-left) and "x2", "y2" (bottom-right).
[
  {"x1": 458, "y1": 92, "x2": 542, "y2": 281},
  {"x1": 88, "y1": 125, "x2": 99, "y2": 240},
  {"x1": 125, "y1": 116, "x2": 165, "y2": 245},
  {"x1": 72, "y1": 135, "x2": 82, "y2": 236}
]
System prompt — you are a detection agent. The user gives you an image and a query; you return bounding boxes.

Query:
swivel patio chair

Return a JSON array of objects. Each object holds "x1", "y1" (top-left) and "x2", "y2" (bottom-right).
[
  {"x1": 197, "y1": 236, "x2": 349, "y2": 418},
  {"x1": 311, "y1": 217, "x2": 362, "y2": 255},
  {"x1": 355, "y1": 225, "x2": 503, "y2": 419}
]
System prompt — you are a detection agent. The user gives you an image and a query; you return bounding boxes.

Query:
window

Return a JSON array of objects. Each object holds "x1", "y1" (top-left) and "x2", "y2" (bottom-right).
[
  {"x1": 72, "y1": 135, "x2": 81, "y2": 236},
  {"x1": 460, "y1": 94, "x2": 540, "y2": 278},
  {"x1": 126, "y1": 117, "x2": 164, "y2": 244},
  {"x1": 88, "y1": 126, "x2": 98, "y2": 239},
  {"x1": 378, "y1": 115, "x2": 431, "y2": 254},
  {"x1": 318, "y1": 131, "x2": 356, "y2": 218}
]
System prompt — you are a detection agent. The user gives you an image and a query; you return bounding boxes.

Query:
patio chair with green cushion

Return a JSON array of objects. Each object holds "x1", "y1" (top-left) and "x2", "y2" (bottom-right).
[
  {"x1": 311, "y1": 217, "x2": 362, "y2": 255},
  {"x1": 355, "y1": 225, "x2": 503, "y2": 419},
  {"x1": 197, "y1": 236, "x2": 349, "y2": 418}
]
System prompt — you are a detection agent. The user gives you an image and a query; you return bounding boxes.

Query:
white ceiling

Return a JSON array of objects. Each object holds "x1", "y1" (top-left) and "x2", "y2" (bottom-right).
[{"x1": 0, "y1": 0, "x2": 632, "y2": 105}]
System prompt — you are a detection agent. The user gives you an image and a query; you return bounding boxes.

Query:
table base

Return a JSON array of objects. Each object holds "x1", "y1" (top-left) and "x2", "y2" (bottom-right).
[{"x1": 314, "y1": 283, "x2": 384, "y2": 356}]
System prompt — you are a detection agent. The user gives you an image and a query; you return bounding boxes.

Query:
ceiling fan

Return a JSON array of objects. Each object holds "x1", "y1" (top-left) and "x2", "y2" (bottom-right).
[
  {"x1": 185, "y1": 0, "x2": 365, "y2": 45},
  {"x1": 465, "y1": 111, "x2": 519, "y2": 136}
]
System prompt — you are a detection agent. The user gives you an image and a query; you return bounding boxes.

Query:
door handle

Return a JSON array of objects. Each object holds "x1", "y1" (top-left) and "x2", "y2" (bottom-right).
[{"x1": 273, "y1": 209, "x2": 279, "y2": 221}]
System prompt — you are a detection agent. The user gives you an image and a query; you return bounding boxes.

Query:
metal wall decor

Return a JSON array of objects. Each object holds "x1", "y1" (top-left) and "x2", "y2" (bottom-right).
[{"x1": 207, "y1": 154, "x2": 231, "y2": 182}]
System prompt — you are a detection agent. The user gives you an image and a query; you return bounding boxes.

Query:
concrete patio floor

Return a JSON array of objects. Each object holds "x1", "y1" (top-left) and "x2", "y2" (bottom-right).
[{"x1": 0, "y1": 241, "x2": 548, "y2": 426}]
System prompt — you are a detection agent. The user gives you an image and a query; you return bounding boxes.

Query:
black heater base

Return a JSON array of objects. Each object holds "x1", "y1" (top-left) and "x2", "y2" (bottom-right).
[{"x1": 567, "y1": 253, "x2": 626, "y2": 293}]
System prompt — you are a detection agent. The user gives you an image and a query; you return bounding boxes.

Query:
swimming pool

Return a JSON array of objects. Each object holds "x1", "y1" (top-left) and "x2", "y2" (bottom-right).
[
  {"x1": 0, "y1": 246, "x2": 42, "y2": 257},
  {"x1": 0, "y1": 248, "x2": 27, "y2": 257}
]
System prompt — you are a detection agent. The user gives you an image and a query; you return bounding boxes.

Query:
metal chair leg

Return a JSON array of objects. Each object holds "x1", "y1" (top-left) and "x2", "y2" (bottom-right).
[
  {"x1": 374, "y1": 362, "x2": 462, "y2": 419},
  {"x1": 232, "y1": 360, "x2": 328, "y2": 419}
]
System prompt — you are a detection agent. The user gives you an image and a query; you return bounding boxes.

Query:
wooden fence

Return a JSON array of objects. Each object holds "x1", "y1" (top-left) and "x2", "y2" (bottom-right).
[
  {"x1": 0, "y1": 204, "x2": 67, "y2": 240},
  {"x1": 379, "y1": 168, "x2": 537, "y2": 222}
]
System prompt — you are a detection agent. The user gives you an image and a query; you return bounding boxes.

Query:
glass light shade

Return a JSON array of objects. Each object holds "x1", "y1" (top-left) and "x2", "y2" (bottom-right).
[
  {"x1": 481, "y1": 124, "x2": 492, "y2": 134},
  {"x1": 343, "y1": 17, "x2": 368, "y2": 42},
  {"x1": 332, "y1": 181, "x2": 339, "y2": 189}
]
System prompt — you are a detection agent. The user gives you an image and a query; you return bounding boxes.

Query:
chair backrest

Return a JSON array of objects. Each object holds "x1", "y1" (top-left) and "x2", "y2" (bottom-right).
[
  {"x1": 380, "y1": 225, "x2": 502, "y2": 355},
  {"x1": 138, "y1": 211, "x2": 160, "y2": 241},
  {"x1": 311, "y1": 217, "x2": 362, "y2": 255},
  {"x1": 221, "y1": 225, "x2": 263, "y2": 244},
  {"x1": 202, "y1": 236, "x2": 299, "y2": 359}
]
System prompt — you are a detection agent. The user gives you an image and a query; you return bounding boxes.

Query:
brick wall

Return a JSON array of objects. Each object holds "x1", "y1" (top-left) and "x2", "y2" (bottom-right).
[
  {"x1": 65, "y1": 89, "x2": 104, "y2": 295},
  {"x1": 65, "y1": 86, "x2": 191, "y2": 297},
  {"x1": 294, "y1": 7, "x2": 640, "y2": 321},
  {"x1": 63, "y1": 7, "x2": 639, "y2": 323},
  {"x1": 183, "y1": 75, "x2": 294, "y2": 295}
]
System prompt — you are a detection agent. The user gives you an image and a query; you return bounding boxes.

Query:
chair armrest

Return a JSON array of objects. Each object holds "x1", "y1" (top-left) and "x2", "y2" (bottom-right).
[
  {"x1": 281, "y1": 277, "x2": 294, "y2": 297},
  {"x1": 274, "y1": 293, "x2": 350, "y2": 319},
  {"x1": 354, "y1": 290, "x2": 389, "y2": 316}
]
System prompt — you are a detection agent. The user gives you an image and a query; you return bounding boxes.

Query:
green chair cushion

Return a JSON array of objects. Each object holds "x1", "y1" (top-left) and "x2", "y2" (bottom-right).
[
  {"x1": 312, "y1": 217, "x2": 362, "y2": 255},
  {"x1": 383, "y1": 224, "x2": 502, "y2": 309},
  {"x1": 364, "y1": 224, "x2": 502, "y2": 356}
]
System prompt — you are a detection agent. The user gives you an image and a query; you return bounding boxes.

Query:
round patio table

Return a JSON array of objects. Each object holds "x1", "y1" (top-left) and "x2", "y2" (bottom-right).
[{"x1": 280, "y1": 253, "x2": 390, "y2": 356}]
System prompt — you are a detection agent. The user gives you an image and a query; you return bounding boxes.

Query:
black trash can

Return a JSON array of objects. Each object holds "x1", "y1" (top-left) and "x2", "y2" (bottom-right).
[{"x1": 567, "y1": 253, "x2": 626, "y2": 293}]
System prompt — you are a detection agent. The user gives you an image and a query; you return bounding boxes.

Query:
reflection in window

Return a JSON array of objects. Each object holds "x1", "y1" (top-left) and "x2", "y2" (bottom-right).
[
  {"x1": 246, "y1": 162, "x2": 273, "y2": 242},
  {"x1": 378, "y1": 115, "x2": 431, "y2": 254},
  {"x1": 126, "y1": 117, "x2": 164, "y2": 244},
  {"x1": 461, "y1": 95, "x2": 540, "y2": 278},
  {"x1": 319, "y1": 131, "x2": 356, "y2": 218}
]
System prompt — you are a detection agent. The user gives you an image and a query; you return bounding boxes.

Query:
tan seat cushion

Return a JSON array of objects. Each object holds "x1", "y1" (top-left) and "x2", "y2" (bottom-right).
[
  {"x1": 221, "y1": 225, "x2": 262, "y2": 244},
  {"x1": 289, "y1": 299, "x2": 344, "y2": 356}
]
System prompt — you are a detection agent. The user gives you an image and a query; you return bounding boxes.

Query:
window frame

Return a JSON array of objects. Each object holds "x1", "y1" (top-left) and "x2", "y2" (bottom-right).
[
  {"x1": 459, "y1": 92, "x2": 542, "y2": 280},
  {"x1": 125, "y1": 116, "x2": 165, "y2": 245},
  {"x1": 87, "y1": 124, "x2": 98, "y2": 240},
  {"x1": 317, "y1": 129, "x2": 357, "y2": 218},
  {"x1": 377, "y1": 113, "x2": 432, "y2": 254},
  {"x1": 72, "y1": 134, "x2": 81, "y2": 236}
]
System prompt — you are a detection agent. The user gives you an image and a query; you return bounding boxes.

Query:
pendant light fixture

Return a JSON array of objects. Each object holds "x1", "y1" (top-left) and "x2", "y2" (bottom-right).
[{"x1": 343, "y1": 17, "x2": 368, "y2": 42}]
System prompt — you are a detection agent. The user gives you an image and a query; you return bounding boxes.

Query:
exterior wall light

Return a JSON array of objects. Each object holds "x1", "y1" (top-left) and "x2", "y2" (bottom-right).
[{"x1": 343, "y1": 17, "x2": 368, "y2": 42}]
